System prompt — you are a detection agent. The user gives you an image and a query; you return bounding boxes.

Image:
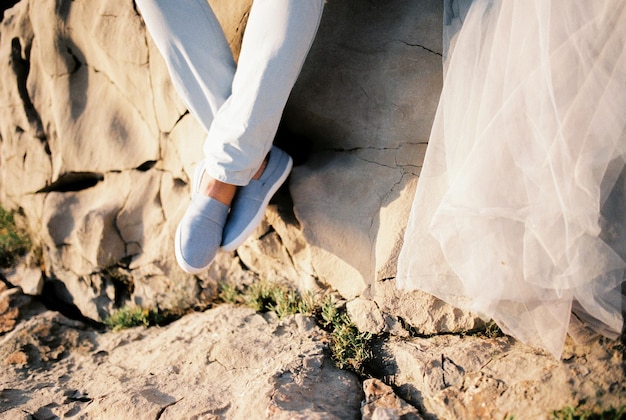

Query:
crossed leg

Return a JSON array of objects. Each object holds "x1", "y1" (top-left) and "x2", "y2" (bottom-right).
[{"x1": 136, "y1": 0, "x2": 324, "y2": 272}]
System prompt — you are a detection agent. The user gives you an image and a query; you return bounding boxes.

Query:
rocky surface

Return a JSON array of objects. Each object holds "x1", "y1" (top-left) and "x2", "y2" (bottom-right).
[
  {"x1": 1, "y1": 287, "x2": 624, "y2": 419},
  {"x1": 0, "y1": 295, "x2": 364, "y2": 419},
  {"x1": 0, "y1": 0, "x2": 624, "y2": 419},
  {"x1": 377, "y1": 334, "x2": 625, "y2": 419}
]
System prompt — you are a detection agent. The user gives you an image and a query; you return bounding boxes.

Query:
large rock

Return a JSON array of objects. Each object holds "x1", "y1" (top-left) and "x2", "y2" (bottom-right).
[
  {"x1": 283, "y1": 0, "x2": 442, "y2": 299},
  {"x1": 374, "y1": 334, "x2": 626, "y2": 419},
  {"x1": 0, "y1": 304, "x2": 363, "y2": 419},
  {"x1": 362, "y1": 378, "x2": 423, "y2": 420},
  {"x1": 0, "y1": 0, "x2": 480, "y2": 336}
]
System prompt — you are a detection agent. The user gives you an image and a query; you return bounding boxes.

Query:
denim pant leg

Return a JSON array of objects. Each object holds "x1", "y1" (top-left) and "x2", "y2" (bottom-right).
[
  {"x1": 135, "y1": 0, "x2": 235, "y2": 135},
  {"x1": 204, "y1": 0, "x2": 325, "y2": 186}
]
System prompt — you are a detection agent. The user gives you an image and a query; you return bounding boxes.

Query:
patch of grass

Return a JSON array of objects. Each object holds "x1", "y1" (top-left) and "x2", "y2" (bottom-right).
[
  {"x1": 243, "y1": 280, "x2": 278, "y2": 313},
  {"x1": 104, "y1": 306, "x2": 170, "y2": 331},
  {"x1": 483, "y1": 320, "x2": 505, "y2": 338},
  {"x1": 320, "y1": 296, "x2": 373, "y2": 373},
  {"x1": 218, "y1": 282, "x2": 242, "y2": 305},
  {"x1": 274, "y1": 287, "x2": 315, "y2": 319},
  {"x1": 240, "y1": 280, "x2": 315, "y2": 319},
  {"x1": 0, "y1": 206, "x2": 31, "y2": 269},
  {"x1": 217, "y1": 281, "x2": 375, "y2": 374},
  {"x1": 551, "y1": 405, "x2": 626, "y2": 420},
  {"x1": 465, "y1": 320, "x2": 506, "y2": 339}
]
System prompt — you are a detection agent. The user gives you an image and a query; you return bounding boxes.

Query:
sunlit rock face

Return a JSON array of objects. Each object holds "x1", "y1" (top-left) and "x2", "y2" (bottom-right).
[{"x1": 0, "y1": 0, "x2": 480, "y2": 333}]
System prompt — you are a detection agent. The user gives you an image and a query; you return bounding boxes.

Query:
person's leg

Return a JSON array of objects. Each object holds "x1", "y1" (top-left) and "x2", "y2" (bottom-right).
[
  {"x1": 203, "y1": 0, "x2": 325, "y2": 187},
  {"x1": 135, "y1": 0, "x2": 235, "y2": 132},
  {"x1": 138, "y1": 0, "x2": 324, "y2": 270},
  {"x1": 206, "y1": 0, "x2": 325, "y2": 250},
  {"x1": 136, "y1": 0, "x2": 236, "y2": 273}
]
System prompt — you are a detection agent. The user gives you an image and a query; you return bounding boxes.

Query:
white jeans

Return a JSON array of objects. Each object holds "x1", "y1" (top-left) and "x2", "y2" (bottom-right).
[{"x1": 136, "y1": 0, "x2": 324, "y2": 186}]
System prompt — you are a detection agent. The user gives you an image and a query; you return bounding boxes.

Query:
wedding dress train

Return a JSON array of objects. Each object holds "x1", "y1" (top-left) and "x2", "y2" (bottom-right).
[{"x1": 397, "y1": 0, "x2": 626, "y2": 358}]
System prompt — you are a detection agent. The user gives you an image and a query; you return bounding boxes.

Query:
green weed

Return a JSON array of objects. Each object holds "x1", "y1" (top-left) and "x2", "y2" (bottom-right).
[
  {"x1": 104, "y1": 306, "x2": 168, "y2": 331},
  {"x1": 320, "y1": 296, "x2": 373, "y2": 373},
  {"x1": 464, "y1": 319, "x2": 506, "y2": 339},
  {"x1": 273, "y1": 287, "x2": 315, "y2": 318},
  {"x1": 218, "y1": 282, "x2": 242, "y2": 305},
  {"x1": 483, "y1": 320, "x2": 505, "y2": 338},
  {"x1": 551, "y1": 404, "x2": 625, "y2": 420},
  {"x1": 243, "y1": 280, "x2": 278, "y2": 313},
  {"x1": 0, "y1": 206, "x2": 31, "y2": 269},
  {"x1": 241, "y1": 280, "x2": 314, "y2": 319}
]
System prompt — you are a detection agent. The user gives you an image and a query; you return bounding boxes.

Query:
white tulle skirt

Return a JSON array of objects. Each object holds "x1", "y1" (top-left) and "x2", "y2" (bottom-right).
[{"x1": 397, "y1": 0, "x2": 626, "y2": 358}]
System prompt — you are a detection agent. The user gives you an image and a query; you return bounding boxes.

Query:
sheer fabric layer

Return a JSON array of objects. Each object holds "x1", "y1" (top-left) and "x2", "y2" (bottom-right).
[{"x1": 397, "y1": 0, "x2": 626, "y2": 358}]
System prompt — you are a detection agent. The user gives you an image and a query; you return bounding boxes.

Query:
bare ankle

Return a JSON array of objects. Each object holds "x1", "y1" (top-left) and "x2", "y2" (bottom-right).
[
  {"x1": 252, "y1": 155, "x2": 269, "y2": 180},
  {"x1": 200, "y1": 175, "x2": 236, "y2": 206}
]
